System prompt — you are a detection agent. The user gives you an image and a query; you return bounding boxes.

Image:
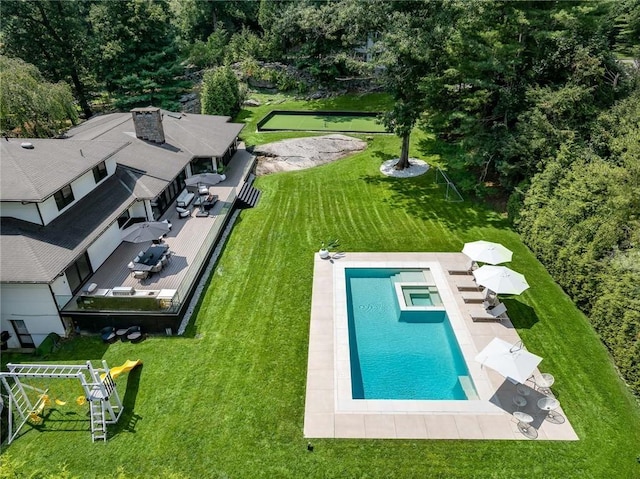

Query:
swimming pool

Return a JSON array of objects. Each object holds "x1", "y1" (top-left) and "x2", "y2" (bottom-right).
[{"x1": 346, "y1": 268, "x2": 473, "y2": 400}]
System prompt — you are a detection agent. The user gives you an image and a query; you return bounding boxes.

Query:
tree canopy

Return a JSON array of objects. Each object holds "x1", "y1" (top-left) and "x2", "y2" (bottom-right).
[{"x1": 0, "y1": 56, "x2": 78, "y2": 137}]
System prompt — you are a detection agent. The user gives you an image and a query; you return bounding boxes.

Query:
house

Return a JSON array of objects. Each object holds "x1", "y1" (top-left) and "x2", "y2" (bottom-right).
[{"x1": 0, "y1": 108, "x2": 257, "y2": 349}]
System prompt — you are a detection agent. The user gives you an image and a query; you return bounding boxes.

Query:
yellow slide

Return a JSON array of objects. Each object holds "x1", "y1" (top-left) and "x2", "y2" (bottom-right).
[{"x1": 106, "y1": 359, "x2": 142, "y2": 380}]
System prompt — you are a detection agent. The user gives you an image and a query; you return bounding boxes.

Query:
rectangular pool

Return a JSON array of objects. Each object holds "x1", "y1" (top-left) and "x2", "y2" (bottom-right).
[{"x1": 346, "y1": 268, "x2": 472, "y2": 400}]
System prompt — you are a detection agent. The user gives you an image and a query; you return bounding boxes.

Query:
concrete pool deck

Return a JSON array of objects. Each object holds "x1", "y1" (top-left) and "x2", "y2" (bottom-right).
[{"x1": 304, "y1": 252, "x2": 578, "y2": 441}]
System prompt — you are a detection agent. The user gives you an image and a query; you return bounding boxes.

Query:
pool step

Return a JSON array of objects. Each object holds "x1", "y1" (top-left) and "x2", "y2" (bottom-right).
[
  {"x1": 390, "y1": 270, "x2": 434, "y2": 284},
  {"x1": 459, "y1": 376, "x2": 479, "y2": 400}
]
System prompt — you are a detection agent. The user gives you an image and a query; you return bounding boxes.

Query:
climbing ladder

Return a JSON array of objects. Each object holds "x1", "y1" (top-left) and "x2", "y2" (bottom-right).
[{"x1": 0, "y1": 360, "x2": 123, "y2": 444}]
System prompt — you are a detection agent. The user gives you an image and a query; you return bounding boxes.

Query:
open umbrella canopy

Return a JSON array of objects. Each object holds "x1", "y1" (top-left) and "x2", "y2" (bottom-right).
[
  {"x1": 462, "y1": 240, "x2": 513, "y2": 265},
  {"x1": 184, "y1": 173, "x2": 224, "y2": 187},
  {"x1": 475, "y1": 337, "x2": 542, "y2": 384},
  {"x1": 472, "y1": 265, "x2": 530, "y2": 295},
  {"x1": 121, "y1": 221, "x2": 170, "y2": 243}
]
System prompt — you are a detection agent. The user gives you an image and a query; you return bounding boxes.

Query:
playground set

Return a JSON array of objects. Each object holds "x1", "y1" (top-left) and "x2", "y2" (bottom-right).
[{"x1": 0, "y1": 359, "x2": 141, "y2": 443}]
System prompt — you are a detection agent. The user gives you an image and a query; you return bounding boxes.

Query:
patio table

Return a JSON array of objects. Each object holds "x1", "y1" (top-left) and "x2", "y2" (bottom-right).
[{"x1": 133, "y1": 245, "x2": 168, "y2": 271}]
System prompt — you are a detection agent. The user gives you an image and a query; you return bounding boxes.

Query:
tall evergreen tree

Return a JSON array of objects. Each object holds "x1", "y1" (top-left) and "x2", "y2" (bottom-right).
[{"x1": 89, "y1": 0, "x2": 188, "y2": 111}]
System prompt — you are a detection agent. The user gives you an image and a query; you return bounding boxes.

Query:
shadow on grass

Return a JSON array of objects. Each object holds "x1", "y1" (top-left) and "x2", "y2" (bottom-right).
[
  {"x1": 110, "y1": 365, "x2": 143, "y2": 437},
  {"x1": 1, "y1": 337, "x2": 110, "y2": 369},
  {"x1": 359, "y1": 167, "x2": 510, "y2": 232},
  {"x1": 502, "y1": 298, "x2": 539, "y2": 330},
  {"x1": 179, "y1": 218, "x2": 237, "y2": 339}
]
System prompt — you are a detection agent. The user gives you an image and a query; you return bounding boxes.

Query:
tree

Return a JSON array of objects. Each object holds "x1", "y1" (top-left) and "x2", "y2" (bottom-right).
[
  {"x1": 0, "y1": 56, "x2": 78, "y2": 137},
  {"x1": 170, "y1": 0, "x2": 260, "y2": 44},
  {"x1": 516, "y1": 89, "x2": 640, "y2": 395},
  {"x1": 377, "y1": 1, "x2": 457, "y2": 169},
  {"x1": 200, "y1": 66, "x2": 240, "y2": 116},
  {"x1": 89, "y1": 0, "x2": 188, "y2": 111},
  {"x1": 422, "y1": 1, "x2": 622, "y2": 190},
  {"x1": 0, "y1": 0, "x2": 95, "y2": 118}
]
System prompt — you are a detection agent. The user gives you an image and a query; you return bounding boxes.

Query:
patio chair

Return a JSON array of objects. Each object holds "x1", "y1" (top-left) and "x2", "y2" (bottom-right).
[
  {"x1": 128, "y1": 261, "x2": 136, "y2": 270},
  {"x1": 471, "y1": 302, "x2": 508, "y2": 322},
  {"x1": 133, "y1": 270, "x2": 149, "y2": 280},
  {"x1": 487, "y1": 302, "x2": 507, "y2": 318},
  {"x1": 126, "y1": 326, "x2": 145, "y2": 343},
  {"x1": 100, "y1": 326, "x2": 117, "y2": 344},
  {"x1": 448, "y1": 260, "x2": 478, "y2": 275},
  {"x1": 115, "y1": 328, "x2": 128, "y2": 340},
  {"x1": 176, "y1": 206, "x2": 191, "y2": 219},
  {"x1": 150, "y1": 262, "x2": 162, "y2": 273},
  {"x1": 161, "y1": 219, "x2": 172, "y2": 231}
]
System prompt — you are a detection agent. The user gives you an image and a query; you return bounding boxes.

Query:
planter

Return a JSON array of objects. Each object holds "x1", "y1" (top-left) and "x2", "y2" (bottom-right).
[{"x1": 319, "y1": 249, "x2": 330, "y2": 259}]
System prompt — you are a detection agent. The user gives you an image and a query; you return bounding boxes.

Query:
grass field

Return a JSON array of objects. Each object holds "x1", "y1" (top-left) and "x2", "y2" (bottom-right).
[
  {"x1": 2, "y1": 93, "x2": 640, "y2": 478},
  {"x1": 258, "y1": 112, "x2": 387, "y2": 133}
]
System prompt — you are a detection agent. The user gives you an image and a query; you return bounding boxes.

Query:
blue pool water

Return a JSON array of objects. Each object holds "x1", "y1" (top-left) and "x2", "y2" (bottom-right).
[{"x1": 346, "y1": 268, "x2": 471, "y2": 400}]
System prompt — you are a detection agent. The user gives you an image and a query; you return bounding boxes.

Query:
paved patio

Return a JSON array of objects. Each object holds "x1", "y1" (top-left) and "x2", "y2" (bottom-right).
[{"x1": 304, "y1": 252, "x2": 579, "y2": 440}]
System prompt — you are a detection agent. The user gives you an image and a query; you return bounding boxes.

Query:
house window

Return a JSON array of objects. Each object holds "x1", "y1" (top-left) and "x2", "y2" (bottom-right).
[
  {"x1": 54, "y1": 185, "x2": 75, "y2": 211},
  {"x1": 65, "y1": 252, "x2": 92, "y2": 294},
  {"x1": 191, "y1": 157, "x2": 214, "y2": 174},
  {"x1": 117, "y1": 210, "x2": 130, "y2": 228},
  {"x1": 92, "y1": 161, "x2": 108, "y2": 183}
]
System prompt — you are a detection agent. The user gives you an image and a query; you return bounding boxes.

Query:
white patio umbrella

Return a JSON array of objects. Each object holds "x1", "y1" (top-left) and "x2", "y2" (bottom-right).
[
  {"x1": 462, "y1": 240, "x2": 513, "y2": 265},
  {"x1": 184, "y1": 173, "x2": 224, "y2": 187},
  {"x1": 121, "y1": 221, "x2": 170, "y2": 243},
  {"x1": 475, "y1": 337, "x2": 542, "y2": 384},
  {"x1": 472, "y1": 265, "x2": 530, "y2": 295}
]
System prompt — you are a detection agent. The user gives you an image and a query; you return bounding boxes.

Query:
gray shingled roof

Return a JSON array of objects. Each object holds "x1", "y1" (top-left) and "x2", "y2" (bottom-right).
[
  {"x1": 0, "y1": 175, "x2": 136, "y2": 283},
  {"x1": 0, "y1": 138, "x2": 129, "y2": 201},
  {"x1": 65, "y1": 110, "x2": 244, "y2": 199},
  {"x1": 1, "y1": 109, "x2": 244, "y2": 282}
]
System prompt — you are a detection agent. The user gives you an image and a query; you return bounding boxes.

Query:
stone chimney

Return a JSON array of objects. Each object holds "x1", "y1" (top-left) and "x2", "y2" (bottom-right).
[{"x1": 131, "y1": 107, "x2": 165, "y2": 144}]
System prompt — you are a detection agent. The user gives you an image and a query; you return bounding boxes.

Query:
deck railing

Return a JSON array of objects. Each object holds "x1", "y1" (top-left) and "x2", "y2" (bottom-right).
[{"x1": 62, "y1": 187, "x2": 237, "y2": 314}]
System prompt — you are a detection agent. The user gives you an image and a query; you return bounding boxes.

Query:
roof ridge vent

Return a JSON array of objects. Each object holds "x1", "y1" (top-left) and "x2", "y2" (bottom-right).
[{"x1": 21, "y1": 142, "x2": 34, "y2": 149}]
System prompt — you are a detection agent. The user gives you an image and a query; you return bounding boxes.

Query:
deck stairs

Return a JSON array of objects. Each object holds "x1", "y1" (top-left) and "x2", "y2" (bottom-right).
[{"x1": 236, "y1": 174, "x2": 261, "y2": 208}]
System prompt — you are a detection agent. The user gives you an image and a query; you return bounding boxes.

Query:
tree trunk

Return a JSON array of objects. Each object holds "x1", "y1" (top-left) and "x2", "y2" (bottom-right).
[
  {"x1": 395, "y1": 133, "x2": 411, "y2": 170},
  {"x1": 70, "y1": 70, "x2": 92, "y2": 119}
]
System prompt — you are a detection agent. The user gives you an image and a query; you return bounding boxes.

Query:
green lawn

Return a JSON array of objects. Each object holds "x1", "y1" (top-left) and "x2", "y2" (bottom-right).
[{"x1": 2, "y1": 94, "x2": 640, "y2": 478}]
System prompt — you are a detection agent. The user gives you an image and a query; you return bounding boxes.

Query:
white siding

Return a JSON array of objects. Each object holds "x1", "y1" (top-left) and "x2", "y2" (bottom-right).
[
  {"x1": 87, "y1": 222, "x2": 122, "y2": 271},
  {"x1": 0, "y1": 283, "x2": 64, "y2": 348},
  {"x1": 0, "y1": 201, "x2": 42, "y2": 224},
  {"x1": 50, "y1": 273, "x2": 73, "y2": 309},
  {"x1": 40, "y1": 167, "x2": 115, "y2": 225}
]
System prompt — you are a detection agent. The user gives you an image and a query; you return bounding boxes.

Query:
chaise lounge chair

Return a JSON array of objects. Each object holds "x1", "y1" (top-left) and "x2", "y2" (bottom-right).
[
  {"x1": 471, "y1": 302, "x2": 508, "y2": 322},
  {"x1": 448, "y1": 260, "x2": 478, "y2": 275}
]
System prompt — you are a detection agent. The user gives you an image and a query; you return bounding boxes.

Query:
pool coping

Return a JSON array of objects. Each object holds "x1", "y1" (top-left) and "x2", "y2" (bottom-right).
[{"x1": 304, "y1": 252, "x2": 579, "y2": 440}]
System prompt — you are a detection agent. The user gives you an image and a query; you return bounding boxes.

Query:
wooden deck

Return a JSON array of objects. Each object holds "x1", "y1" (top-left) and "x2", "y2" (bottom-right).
[{"x1": 63, "y1": 148, "x2": 255, "y2": 313}]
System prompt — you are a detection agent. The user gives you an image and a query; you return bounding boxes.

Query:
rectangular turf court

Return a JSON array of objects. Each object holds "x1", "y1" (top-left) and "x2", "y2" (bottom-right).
[{"x1": 257, "y1": 110, "x2": 387, "y2": 133}]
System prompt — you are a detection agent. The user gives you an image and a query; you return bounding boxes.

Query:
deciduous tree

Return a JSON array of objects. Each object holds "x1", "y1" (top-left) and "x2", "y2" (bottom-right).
[
  {"x1": 1, "y1": 0, "x2": 95, "y2": 118},
  {"x1": 0, "y1": 56, "x2": 78, "y2": 137}
]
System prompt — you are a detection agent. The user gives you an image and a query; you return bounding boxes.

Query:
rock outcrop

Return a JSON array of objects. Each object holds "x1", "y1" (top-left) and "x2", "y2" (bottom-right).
[{"x1": 254, "y1": 134, "x2": 367, "y2": 175}]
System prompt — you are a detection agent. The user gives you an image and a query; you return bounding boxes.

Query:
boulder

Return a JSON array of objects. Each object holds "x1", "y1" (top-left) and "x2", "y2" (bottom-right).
[{"x1": 254, "y1": 134, "x2": 367, "y2": 175}]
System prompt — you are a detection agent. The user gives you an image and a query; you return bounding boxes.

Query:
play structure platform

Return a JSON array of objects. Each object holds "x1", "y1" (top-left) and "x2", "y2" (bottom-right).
[{"x1": 0, "y1": 359, "x2": 142, "y2": 443}]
